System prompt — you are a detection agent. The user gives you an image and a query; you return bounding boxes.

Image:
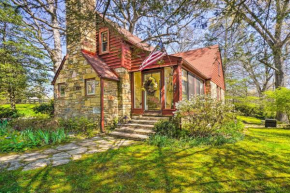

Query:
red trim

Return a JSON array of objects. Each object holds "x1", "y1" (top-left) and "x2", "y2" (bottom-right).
[
  {"x1": 100, "y1": 78, "x2": 105, "y2": 132},
  {"x1": 51, "y1": 55, "x2": 68, "y2": 85},
  {"x1": 81, "y1": 49, "x2": 96, "y2": 56}
]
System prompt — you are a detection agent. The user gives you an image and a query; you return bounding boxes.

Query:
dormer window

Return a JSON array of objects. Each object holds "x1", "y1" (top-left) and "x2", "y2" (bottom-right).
[{"x1": 99, "y1": 28, "x2": 109, "y2": 54}]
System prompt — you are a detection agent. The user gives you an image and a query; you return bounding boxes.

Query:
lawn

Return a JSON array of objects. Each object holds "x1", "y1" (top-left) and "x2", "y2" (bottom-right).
[
  {"x1": 1, "y1": 128, "x2": 290, "y2": 192},
  {"x1": 1, "y1": 104, "x2": 39, "y2": 117},
  {"x1": 237, "y1": 115, "x2": 263, "y2": 125}
]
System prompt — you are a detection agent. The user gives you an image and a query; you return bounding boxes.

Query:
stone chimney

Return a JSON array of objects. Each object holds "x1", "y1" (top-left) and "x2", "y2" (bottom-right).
[{"x1": 66, "y1": 0, "x2": 96, "y2": 55}]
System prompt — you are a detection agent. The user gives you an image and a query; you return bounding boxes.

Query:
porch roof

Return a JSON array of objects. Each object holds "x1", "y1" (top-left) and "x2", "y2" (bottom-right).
[{"x1": 81, "y1": 50, "x2": 119, "y2": 81}]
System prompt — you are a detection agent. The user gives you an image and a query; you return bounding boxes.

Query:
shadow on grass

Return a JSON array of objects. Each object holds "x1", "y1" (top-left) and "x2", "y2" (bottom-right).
[{"x1": 1, "y1": 131, "x2": 290, "y2": 192}]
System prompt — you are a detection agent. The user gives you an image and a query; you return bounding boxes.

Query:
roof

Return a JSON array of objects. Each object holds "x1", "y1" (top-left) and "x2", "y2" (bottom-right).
[
  {"x1": 51, "y1": 50, "x2": 119, "y2": 85},
  {"x1": 172, "y1": 45, "x2": 220, "y2": 78},
  {"x1": 81, "y1": 50, "x2": 119, "y2": 81},
  {"x1": 97, "y1": 13, "x2": 154, "y2": 52}
]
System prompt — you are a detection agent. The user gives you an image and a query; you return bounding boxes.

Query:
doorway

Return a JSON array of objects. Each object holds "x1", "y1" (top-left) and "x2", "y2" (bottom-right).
[{"x1": 143, "y1": 71, "x2": 162, "y2": 111}]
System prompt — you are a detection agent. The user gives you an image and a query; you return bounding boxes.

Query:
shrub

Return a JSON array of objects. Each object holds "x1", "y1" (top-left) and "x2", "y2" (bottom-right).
[
  {"x1": 33, "y1": 100, "x2": 54, "y2": 117},
  {"x1": 234, "y1": 103, "x2": 264, "y2": 119},
  {"x1": 153, "y1": 119, "x2": 185, "y2": 138},
  {"x1": 175, "y1": 95, "x2": 236, "y2": 137},
  {"x1": 9, "y1": 117, "x2": 58, "y2": 131},
  {"x1": 58, "y1": 117, "x2": 98, "y2": 134},
  {"x1": 264, "y1": 87, "x2": 290, "y2": 121},
  {"x1": 0, "y1": 107, "x2": 22, "y2": 119}
]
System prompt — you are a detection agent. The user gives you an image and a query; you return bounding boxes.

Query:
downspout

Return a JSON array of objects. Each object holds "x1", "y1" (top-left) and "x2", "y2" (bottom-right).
[{"x1": 100, "y1": 78, "x2": 105, "y2": 132}]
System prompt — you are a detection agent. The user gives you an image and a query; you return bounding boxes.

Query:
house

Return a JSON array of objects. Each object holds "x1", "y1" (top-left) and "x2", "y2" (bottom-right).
[{"x1": 52, "y1": 0, "x2": 225, "y2": 132}]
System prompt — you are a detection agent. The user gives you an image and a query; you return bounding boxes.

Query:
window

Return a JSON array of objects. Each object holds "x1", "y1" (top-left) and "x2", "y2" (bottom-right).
[
  {"x1": 164, "y1": 67, "x2": 174, "y2": 109},
  {"x1": 86, "y1": 79, "x2": 95, "y2": 95},
  {"x1": 182, "y1": 69, "x2": 188, "y2": 100},
  {"x1": 188, "y1": 74, "x2": 195, "y2": 98},
  {"x1": 58, "y1": 84, "x2": 65, "y2": 98},
  {"x1": 182, "y1": 69, "x2": 205, "y2": 99},
  {"x1": 133, "y1": 72, "x2": 142, "y2": 109},
  {"x1": 99, "y1": 29, "x2": 109, "y2": 54}
]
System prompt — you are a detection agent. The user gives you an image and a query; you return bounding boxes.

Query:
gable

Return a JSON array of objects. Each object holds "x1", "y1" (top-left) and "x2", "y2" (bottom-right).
[{"x1": 52, "y1": 50, "x2": 119, "y2": 85}]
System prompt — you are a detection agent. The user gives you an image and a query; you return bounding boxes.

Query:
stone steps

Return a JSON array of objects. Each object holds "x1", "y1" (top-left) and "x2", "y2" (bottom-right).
[
  {"x1": 109, "y1": 131, "x2": 149, "y2": 140},
  {"x1": 114, "y1": 127, "x2": 155, "y2": 135},
  {"x1": 109, "y1": 116, "x2": 169, "y2": 140},
  {"x1": 130, "y1": 119, "x2": 158, "y2": 125},
  {"x1": 132, "y1": 116, "x2": 169, "y2": 121}
]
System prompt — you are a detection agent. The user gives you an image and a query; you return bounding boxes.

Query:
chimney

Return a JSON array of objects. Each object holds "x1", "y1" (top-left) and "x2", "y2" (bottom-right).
[{"x1": 66, "y1": 0, "x2": 96, "y2": 55}]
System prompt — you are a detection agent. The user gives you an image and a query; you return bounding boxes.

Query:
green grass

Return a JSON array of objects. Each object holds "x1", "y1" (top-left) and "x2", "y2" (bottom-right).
[
  {"x1": 1, "y1": 104, "x2": 44, "y2": 117},
  {"x1": 237, "y1": 115, "x2": 263, "y2": 125},
  {"x1": 1, "y1": 128, "x2": 290, "y2": 192}
]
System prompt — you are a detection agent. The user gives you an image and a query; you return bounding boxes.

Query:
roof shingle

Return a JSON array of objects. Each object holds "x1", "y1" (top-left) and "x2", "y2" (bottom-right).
[
  {"x1": 81, "y1": 51, "x2": 119, "y2": 81},
  {"x1": 172, "y1": 45, "x2": 220, "y2": 78}
]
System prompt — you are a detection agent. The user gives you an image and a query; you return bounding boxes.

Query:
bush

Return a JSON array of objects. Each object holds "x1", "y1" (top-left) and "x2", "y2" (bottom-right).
[
  {"x1": 264, "y1": 87, "x2": 290, "y2": 121},
  {"x1": 175, "y1": 95, "x2": 237, "y2": 137},
  {"x1": 0, "y1": 107, "x2": 22, "y2": 119},
  {"x1": 153, "y1": 119, "x2": 185, "y2": 138},
  {"x1": 9, "y1": 117, "x2": 58, "y2": 131},
  {"x1": 33, "y1": 100, "x2": 54, "y2": 117},
  {"x1": 234, "y1": 103, "x2": 264, "y2": 119},
  {"x1": 58, "y1": 117, "x2": 98, "y2": 135}
]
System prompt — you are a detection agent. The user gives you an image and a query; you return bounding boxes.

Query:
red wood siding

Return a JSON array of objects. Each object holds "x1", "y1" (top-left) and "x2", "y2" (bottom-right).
[
  {"x1": 96, "y1": 27, "x2": 123, "y2": 69},
  {"x1": 210, "y1": 52, "x2": 225, "y2": 90}
]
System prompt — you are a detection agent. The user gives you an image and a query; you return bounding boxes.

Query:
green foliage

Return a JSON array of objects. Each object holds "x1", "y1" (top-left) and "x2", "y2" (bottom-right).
[
  {"x1": 0, "y1": 1, "x2": 49, "y2": 108},
  {"x1": 234, "y1": 96, "x2": 265, "y2": 119},
  {"x1": 0, "y1": 107, "x2": 22, "y2": 118},
  {"x1": 0, "y1": 122, "x2": 68, "y2": 153},
  {"x1": 153, "y1": 119, "x2": 185, "y2": 138},
  {"x1": 149, "y1": 120, "x2": 244, "y2": 148},
  {"x1": 1, "y1": 104, "x2": 46, "y2": 117},
  {"x1": 9, "y1": 117, "x2": 58, "y2": 131},
  {"x1": 175, "y1": 95, "x2": 237, "y2": 137},
  {"x1": 32, "y1": 100, "x2": 54, "y2": 117},
  {"x1": 59, "y1": 117, "x2": 98, "y2": 135},
  {"x1": 264, "y1": 87, "x2": 290, "y2": 121}
]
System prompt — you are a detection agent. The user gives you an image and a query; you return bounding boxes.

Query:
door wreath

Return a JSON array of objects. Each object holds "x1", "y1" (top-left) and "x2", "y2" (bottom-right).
[{"x1": 142, "y1": 77, "x2": 158, "y2": 95}]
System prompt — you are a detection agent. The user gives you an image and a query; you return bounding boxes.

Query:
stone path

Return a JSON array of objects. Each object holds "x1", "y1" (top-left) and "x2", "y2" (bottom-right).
[{"x1": 0, "y1": 136, "x2": 136, "y2": 172}]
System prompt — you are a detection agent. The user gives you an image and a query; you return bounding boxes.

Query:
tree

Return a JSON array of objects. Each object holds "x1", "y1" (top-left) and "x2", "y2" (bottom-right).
[
  {"x1": 0, "y1": 0, "x2": 48, "y2": 109},
  {"x1": 102, "y1": 0, "x2": 210, "y2": 45},
  {"x1": 219, "y1": 0, "x2": 290, "y2": 89},
  {"x1": 264, "y1": 87, "x2": 290, "y2": 122},
  {"x1": 11, "y1": 0, "x2": 65, "y2": 72}
]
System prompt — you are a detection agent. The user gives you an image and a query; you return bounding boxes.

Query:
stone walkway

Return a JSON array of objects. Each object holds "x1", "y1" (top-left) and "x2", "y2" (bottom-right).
[{"x1": 0, "y1": 136, "x2": 136, "y2": 171}]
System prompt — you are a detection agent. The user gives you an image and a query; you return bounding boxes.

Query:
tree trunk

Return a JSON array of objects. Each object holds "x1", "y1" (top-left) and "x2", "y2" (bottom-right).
[
  {"x1": 8, "y1": 87, "x2": 16, "y2": 110},
  {"x1": 48, "y1": 0, "x2": 62, "y2": 72},
  {"x1": 273, "y1": 46, "x2": 288, "y2": 122}
]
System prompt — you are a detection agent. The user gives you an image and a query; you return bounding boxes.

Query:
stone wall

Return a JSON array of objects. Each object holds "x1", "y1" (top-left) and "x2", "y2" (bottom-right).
[
  {"x1": 114, "y1": 68, "x2": 131, "y2": 122},
  {"x1": 103, "y1": 80, "x2": 119, "y2": 127},
  {"x1": 54, "y1": 52, "x2": 101, "y2": 126}
]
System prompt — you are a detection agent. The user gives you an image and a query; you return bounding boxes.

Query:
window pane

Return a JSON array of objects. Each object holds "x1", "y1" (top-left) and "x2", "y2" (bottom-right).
[
  {"x1": 182, "y1": 69, "x2": 188, "y2": 100},
  {"x1": 134, "y1": 72, "x2": 142, "y2": 108},
  {"x1": 101, "y1": 32, "x2": 108, "y2": 52},
  {"x1": 59, "y1": 85, "x2": 65, "y2": 97},
  {"x1": 165, "y1": 67, "x2": 173, "y2": 109},
  {"x1": 188, "y1": 74, "x2": 195, "y2": 99},
  {"x1": 86, "y1": 80, "x2": 95, "y2": 95},
  {"x1": 196, "y1": 78, "x2": 201, "y2": 95},
  {"x1": 200, "y1": 80, "x2": 204, "y2": 95}
]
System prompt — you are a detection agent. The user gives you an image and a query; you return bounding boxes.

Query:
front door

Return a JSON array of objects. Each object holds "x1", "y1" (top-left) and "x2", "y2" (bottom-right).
[{"x1": 143, "y1": 71, "x2": 162, "y2": 111}]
